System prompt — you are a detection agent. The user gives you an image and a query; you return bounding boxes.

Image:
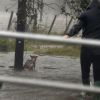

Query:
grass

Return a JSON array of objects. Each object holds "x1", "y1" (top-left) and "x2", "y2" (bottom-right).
[
  {"x1": 0, "y1": 36, "x2": 81, "y2": 57},
  {"x1": 24, "y1": 40, "x2": 81, "y2": 57},
  {"x1": 32, "y1": 44, "x2": 81, "y2": 57}
]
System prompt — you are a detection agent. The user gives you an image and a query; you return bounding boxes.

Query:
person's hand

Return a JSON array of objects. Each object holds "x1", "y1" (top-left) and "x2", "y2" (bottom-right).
[{"x1": 63, "y1": 35, "x2": 69, "y2": 38}]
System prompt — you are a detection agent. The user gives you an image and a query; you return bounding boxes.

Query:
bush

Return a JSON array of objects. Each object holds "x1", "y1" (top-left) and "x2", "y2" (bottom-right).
[
  {"x1": 0, "y1": 38, "x2": 8, "y2": 52},
  {"x1": 0, "y1": 38, "x2": 15, "y2": 52}
]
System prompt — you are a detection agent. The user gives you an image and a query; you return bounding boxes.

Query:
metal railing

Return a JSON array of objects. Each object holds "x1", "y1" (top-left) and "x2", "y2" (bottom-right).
[
  {"x1": 0, "y1": 30, "x2": 100, "y2": 93},
  {"x1": 0, "y1": 75, "x2": 99, "y2": 93},
  {"x1": 0, "y1": 31, "x2": 100, "y2": 47}
]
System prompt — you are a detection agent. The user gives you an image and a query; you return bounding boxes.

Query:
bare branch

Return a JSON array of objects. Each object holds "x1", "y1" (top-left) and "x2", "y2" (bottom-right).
[{"x1": 5, "y1": 2, "x2": 18, "y2": 11}]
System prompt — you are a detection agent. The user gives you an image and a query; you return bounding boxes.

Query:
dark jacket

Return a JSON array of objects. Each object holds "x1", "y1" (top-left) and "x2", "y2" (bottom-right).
[{"x1": 67, "y1": 0, "x2": 100, "y2": 54}]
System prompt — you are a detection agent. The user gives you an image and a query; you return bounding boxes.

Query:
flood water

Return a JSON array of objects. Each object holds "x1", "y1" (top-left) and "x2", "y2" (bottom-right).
[{"x1": 0, "y1": 52, "x2": 94, "y2": 100}]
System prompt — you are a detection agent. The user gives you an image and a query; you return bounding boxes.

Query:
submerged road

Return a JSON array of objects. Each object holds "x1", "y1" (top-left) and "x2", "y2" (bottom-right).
[{"x1": 0, "y1": 52, "x2": 94, "y2": 100}]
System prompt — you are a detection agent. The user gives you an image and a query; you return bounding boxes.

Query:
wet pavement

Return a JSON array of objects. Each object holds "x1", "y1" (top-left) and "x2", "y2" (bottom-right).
[{"x1": 0, "y1": 52, "x2": 94, "y2": 100}]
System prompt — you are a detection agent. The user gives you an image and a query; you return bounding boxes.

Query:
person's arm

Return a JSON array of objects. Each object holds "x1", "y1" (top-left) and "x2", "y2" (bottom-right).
[{"x1": 63, "y1": 20, "x2": 84, "y2": 38}]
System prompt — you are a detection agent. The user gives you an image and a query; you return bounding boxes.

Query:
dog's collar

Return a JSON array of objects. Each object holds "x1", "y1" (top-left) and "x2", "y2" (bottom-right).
[{"x1": 31, "y1": 61, "x2": 35, "y2": 65}]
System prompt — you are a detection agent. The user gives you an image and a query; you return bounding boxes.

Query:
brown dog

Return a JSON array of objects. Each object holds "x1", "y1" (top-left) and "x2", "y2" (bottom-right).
[{"x1": 24, "y1": 55, "x2": 38, "y2": 70}]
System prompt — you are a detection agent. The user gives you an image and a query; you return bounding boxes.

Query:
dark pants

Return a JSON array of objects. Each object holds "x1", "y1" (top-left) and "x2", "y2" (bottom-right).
[{"x1": 80, "y1": 53, "x2": 100, "y2": 82}]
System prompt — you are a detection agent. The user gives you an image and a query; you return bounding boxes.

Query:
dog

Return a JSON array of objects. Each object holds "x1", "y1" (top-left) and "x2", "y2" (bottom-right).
[{"x1": 24, "y1": 55, "x2": 38, "y2": 70}]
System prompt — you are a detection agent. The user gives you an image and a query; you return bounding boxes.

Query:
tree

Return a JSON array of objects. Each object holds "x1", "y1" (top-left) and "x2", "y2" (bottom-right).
[
  {"x1": 6, "y1": 0, "x2": 91, "y2": 70},
  {"x1": 61, "y1": 0, "x2": 90, "y2": 18},
  {"x1": 14, "y1": 0, "x2": 27, "y2": 70},
  {"x1": 6, "y1": 0, "x2": 91, "y2": 23}
]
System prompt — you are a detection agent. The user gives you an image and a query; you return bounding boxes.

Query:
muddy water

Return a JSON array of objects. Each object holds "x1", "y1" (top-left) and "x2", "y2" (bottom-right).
[{"x1": 0, "y1": 52, "x2": 93, "y2": 100}]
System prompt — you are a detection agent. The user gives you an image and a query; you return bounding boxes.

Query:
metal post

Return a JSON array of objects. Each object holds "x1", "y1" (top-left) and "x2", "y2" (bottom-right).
[
  {"x1": 14, "y1": 0, "x2": 26, "y2": 70},
  {"x1": 40, "y1": 0, "x2": 43, "y2": 21},
  {"x1": 48, "y1": 15, "x2": 57, "y2": 35},
  {"x1": 63, "y1": 16, "x2": 73, "y2": 35},
  {"x1": 7, "y1": 11, "x2": 14, "y2": 30}
]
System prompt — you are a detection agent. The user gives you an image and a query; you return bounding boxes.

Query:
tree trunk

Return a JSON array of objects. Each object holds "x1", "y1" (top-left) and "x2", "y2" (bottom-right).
[{"x1": 14, "y1": 0, "x2": 26, "y2": 70}]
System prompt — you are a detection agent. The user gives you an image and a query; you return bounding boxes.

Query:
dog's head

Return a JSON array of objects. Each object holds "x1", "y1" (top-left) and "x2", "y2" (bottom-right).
[{"x1": 30, "y1": 55, "x2": 38, "y2": 62}]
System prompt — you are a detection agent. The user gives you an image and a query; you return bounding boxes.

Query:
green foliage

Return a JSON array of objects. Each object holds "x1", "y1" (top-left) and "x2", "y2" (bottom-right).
[
  {"x1": 25, "y1": 0, "x2": 91, "y2": 19},
  {"x1": 0, "y1": 38, "x2": 15, "y2": 52},
  {"x1": 61, "y1": 0, "x2": 90, "y2": 18},
  {"x1": 0, "y1": 37, "x2": 80, "y2": 57},
  {"x1": 26, "y1": 0, "x2": 44, "y2": 18},
  {"x1": 7, "y1": 40, "x2": 15, "y2": 52},
  {"x1": 24, "y1": 40, "x2": 80, "y2": 57},
  {"x1": 5, "y1": 0, "x2": 91, "y2": 32},
  {"x1": 0, "y1": 38, "x2": 8, "y2": 52},
  {"x1": 80, "y1": 0, "x2": 90, "y2": 11},
  {"x1": 33, "y1": 44, "x2": 81, "y2": 57},
  {"x1": 6, "y1": 0, "x2": 91, "y2": 20}
]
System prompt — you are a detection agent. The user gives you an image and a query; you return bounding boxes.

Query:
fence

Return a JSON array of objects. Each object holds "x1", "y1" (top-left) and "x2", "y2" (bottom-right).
[{"x1": 0, "y1": 30, "x2": 100, "y2": 93}]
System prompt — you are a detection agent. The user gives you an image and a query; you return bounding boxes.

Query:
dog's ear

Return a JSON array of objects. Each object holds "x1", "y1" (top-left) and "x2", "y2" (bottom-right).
[
  {"x1": 30, "y1": 55, "x2": 38, "y2": 58},
  {"x1": 30, "y1": 55, "x2": 32, "y2": 58},
  {"x1": 30, "y1": 55, "x2": 38, "y2": 60}
]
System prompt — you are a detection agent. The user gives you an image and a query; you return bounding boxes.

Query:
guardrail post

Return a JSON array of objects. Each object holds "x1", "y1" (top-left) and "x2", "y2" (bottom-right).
[
  {"x1": 7, "y1": 11, "x2": 14, "y2": 30},
  {"x1": 48, "y1": 15, "x2": 57, "y2": 35}
]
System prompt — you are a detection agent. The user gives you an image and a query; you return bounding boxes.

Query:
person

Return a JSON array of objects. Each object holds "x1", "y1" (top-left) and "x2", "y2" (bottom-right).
[{"x1": 63, "y1": 0, "x2": 100, "y2": 99}]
